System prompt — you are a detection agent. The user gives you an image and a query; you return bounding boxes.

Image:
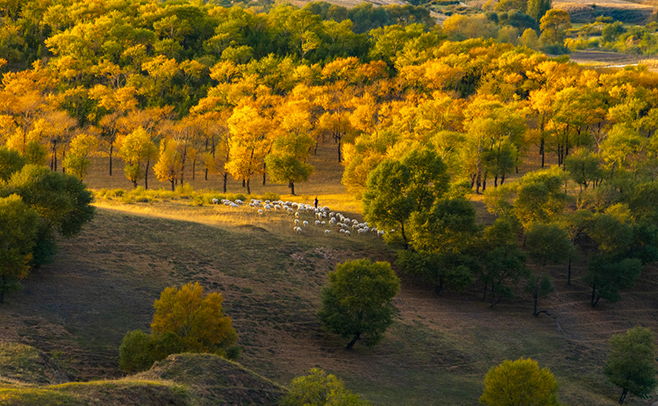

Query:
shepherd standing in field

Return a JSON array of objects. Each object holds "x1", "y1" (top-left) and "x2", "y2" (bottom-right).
[{"x1": 314, "y1": 197, "x2": 318, "y2": 209}]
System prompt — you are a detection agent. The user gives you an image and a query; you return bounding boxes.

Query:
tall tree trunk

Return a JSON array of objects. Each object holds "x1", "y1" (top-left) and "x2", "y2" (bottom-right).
[
  {"x1": 540, "y1": 136, "x2": 545, "y2": 168},
  {"x1": 263, "y1": 162, "x2": 266, "y2": 185},
  {"x1": 0, "y1": 275, "x2": 5, "y2": 304},
  {"x1": 618, "y1": 388, "x2": 628, "y2": 404},
  {"x1": 109, "y1": 144, "x2": 113, "y2": 176},
  {"x1": 247, "y1": 178, "x2": 251, "y2": 195},
  {"x1": 400, "y1": 222, "x2": 408, "y2": 250},
  {"x1": 223, "y1": 173, "x2": 227, "y2": 193},
  {"x1": 61, "y1": 150, "x2": 66, "y2": 173},
  {"x1": 205, "y1": 168, "x2": 208, "y2": 181},
  {"x1": 145, "y1": 160, "x2": 150, "y2": 190},
  {"x1": 170, "y1": 180, "x2": 175, "y2": 191},
  {"x1": 346, "y1": 332, "x2": 360, "y2": 350},
  {"x1": 192, "y1": 158, "x2": 196, "y2": 181},
  {"x1": 290, "y1": 182, "x2": 295, "y2": 195}
]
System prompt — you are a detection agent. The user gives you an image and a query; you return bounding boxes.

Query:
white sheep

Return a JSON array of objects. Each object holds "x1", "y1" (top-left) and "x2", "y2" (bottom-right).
[
  {"x1": 295, "y1": 212, "x2": 300, "y2": 218},
  {"x1": 303, "y1": 221, "x2": 309, "y2": 227},
  {"x1": 294, "y1": 219, "x2": 301, "y2": 225},
  {"x1": 324, "y1": 230, "x2": 331, "y2": 234},
  {"x1": 212, "y1": 198, "x2": 219, "y2": 204},
  {"x1": 315, "y1": 220, "x2": 321, "y2": 226},
  {"x1": 344, "y1": 230, "x2": 351, "y2": 237},
  {"x1": 294, "y1": 226, "x2": 303, "y2": 234},
  {"x1": 258, "y1": 209, "x2": 263, "y2": 215}
]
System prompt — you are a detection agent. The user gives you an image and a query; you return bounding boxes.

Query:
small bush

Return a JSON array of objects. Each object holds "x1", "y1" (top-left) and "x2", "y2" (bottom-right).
[
  {"x1": 119, "y1": 330, "x2": 155, "y2": 373},
  {"x1": 175, "y1": 183, "x2": 195, "y2": 197},
  {"x1": 261, "y1": 192, "x2": 280, "y2": 201},
  {"x1": 151, "y1": 332, "x2": 186, "y2": 362}
]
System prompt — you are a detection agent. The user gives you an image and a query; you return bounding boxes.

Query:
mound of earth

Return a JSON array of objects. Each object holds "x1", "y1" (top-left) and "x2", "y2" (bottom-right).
[
  {"x1": 136, "y1": 353, "x2": 286, "y2": 406},
  {"x1": 0, "y1": 342, "x2": 72, "y2": 386},
  {"x1": 0, "y1": 344, "x2": 285, "y2": 405}
]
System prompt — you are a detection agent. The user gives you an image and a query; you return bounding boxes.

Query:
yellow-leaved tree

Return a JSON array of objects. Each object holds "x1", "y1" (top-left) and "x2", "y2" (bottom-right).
[
  {"x1": 479, "y1": 357, "x2": 559, "y2": 405},
  {"x1": 119, "y1": 282, "x2": 239, "y2": 373},
  {"x1": 151, "y1": 282, "x2": 238, "y2": 355}
]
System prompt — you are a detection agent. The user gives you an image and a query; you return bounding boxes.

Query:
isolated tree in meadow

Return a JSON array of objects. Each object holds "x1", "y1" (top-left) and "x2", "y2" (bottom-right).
[
  {"x1": 119, "y1": 127, "x2": 158, "y2": 189},
  {"x1": 524, "y1": 222, "x2": 573, "y2": 316},
  {"x1": 480, "y1": 357, "x2": 559, "y2": 406},
  {"x1": 63, "y1": 133, "x2": 97, "y2": 180},
  {"x1": 0, "y1": 194, "x2": 38, "y2": 304},
  {"x1": 281, "y1": 368, "x2": 371, "y2": 406},
  {"x1": 151, "y1": 281, "x2": 238, "y2": 357},
  {"x1": 317, "y1": 259, "x2": 400, "y2": 350},
  {"x1": 604, "y1": 326, "x2": 657, "y2": 404}
]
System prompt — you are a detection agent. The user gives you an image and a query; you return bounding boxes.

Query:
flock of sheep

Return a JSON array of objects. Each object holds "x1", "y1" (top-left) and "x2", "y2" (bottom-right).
[{"x1": 212, "y1": 198, "x2": 385, "y2": 238}]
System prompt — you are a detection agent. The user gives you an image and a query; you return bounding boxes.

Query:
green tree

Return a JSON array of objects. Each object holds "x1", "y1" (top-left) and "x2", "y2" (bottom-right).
[
  {"x1": 527, "y1": 0, "x2": 551, "y2": 23},
  {"x1": 264, "y1": 133, "x2": 315, "y2": 196},
  {"x1": 480, "y1": 357, "x2": 560, "y2": 406},
  {"x1": 151, "y1": 282, "x2": 238, "y2": 357},
  {"x1": 604, "y1": 326, "x2": 657, "y2": 404},
  {"x1": 0, "y1": 146, "x2": 25, "y2": 182},
  {"x1": 281, "y1": 368, "x2": 371, "y2": 406},
  {"x1": 0, "y1": 194, "x2": 38, "y2": 303},
  {"x1": 362, "y1": 148, "x2": 449, "y2": 248},
  {"x1": 5, "y1": 165, "x2": 95, "y2": 267},
  {"x1": 478, "y1": 217, "x2": 528, "y2": 307},
  {"x1": 317, "y1": 259, "x2": 400, "y2": 350},
  {"x1": 524, "y1": 222, "x2": 573, "y2": 315},
  {"x1": 539, "y1": 9, "x2": 571, "y2": 47}
]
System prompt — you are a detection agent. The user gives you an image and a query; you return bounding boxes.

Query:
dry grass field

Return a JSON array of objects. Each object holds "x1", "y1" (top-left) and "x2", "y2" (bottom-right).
[{"x1": 1, "y1": 141, "x2": 658, "y2": 405}]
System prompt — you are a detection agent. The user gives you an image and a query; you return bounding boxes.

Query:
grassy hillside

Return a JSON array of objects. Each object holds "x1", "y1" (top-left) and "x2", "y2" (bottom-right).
[
  {"x1": 0, "y1": 145, "x2": 657, "y2": 404},
  {"x1": 0, "y1": 343, "x2": 283, "y2": 405}
]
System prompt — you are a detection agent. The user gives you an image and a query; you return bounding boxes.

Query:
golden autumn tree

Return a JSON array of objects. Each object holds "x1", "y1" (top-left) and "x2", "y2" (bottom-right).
[
  {"x1": 225, "y1": 103, "x2": 272, "y2": 194},
  {"x1": 480, "y1": 358, "x2": 559, "y2": 406},
  {"x1": 63, "y1": 132, "x2": 98, "y2": 180},
  {"x1": 151, "y1": 282, "x2": 238, "y2": 356},
  {"x1": 153, "y1": 137, "x2": 182, "y2": 191},
  {"x1": 119, "y1": 127, "x2": 158, "y2": 188}
]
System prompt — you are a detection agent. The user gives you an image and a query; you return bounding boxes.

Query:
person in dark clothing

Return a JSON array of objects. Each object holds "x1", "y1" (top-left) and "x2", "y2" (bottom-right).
[{"x1": 314, "y1": 197, "x2": 318, "y2": 209}]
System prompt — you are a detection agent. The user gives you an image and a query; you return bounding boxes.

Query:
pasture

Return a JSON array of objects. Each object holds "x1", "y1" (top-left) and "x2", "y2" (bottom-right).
[{"x1": 0, "y1": 143, "x2": 657, "y2": 405}]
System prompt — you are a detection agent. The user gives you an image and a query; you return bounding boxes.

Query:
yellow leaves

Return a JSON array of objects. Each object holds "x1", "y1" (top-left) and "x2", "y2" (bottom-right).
[
  {"x1": 142, "y1": 55, "x2": 179, "y2": 81},
  {"x1": 151, "y1": 282, "x2": 237, "y2": 354}
]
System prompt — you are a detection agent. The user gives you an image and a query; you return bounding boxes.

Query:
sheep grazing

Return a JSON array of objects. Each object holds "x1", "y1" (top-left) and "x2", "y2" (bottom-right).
[
  {"x1": 303, "y1": 220, "x2": 309, "y2": 227},
  {"x1": 258, "y1": 209, "x2": 263, "y2": 215},
  {"x1": 324, "y1": 230, "x2": 331, "y2": 234},
  {"x1": 295, "y1": 212, "x2": 300, "y2": 217},
  {"x1": 294, "y1": 219, "x2": 301, "y2": 225},
  {"x1": 344, "y1": 230, "x2": 351, "y2": 237},
  {"x1": 315, "y1": 220, "x2": 321, "y2": 226},
  {"x1": 212, "y1": 198, "x2": 219, "y2": 204},
  {"x1": 230, "y1": 203, "x2": 239, "y2": 208},
  {"x1": 321, "y1": 221, "x2": 326, "y2": 225},
  {"x1": 294, "y1": 226, "x2": 303, "y2": 234},
  {"x1": 274, "y1": 204, "x2": 281, "y2": 210}
]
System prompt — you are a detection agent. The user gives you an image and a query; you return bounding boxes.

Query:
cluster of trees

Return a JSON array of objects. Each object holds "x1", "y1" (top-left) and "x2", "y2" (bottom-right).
[
  {"x1": 569, "y1": 18, "x2": 658, "y2": 56},
  {"x1": 3, "y1": 1, "x2": 658, "y2": 200},
  {"x1": 0, "y1": 147, "x2": 94, "y2": 303},
  {"x1": 119, "y1": 282, "x2": 239, "y2": 373}
]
